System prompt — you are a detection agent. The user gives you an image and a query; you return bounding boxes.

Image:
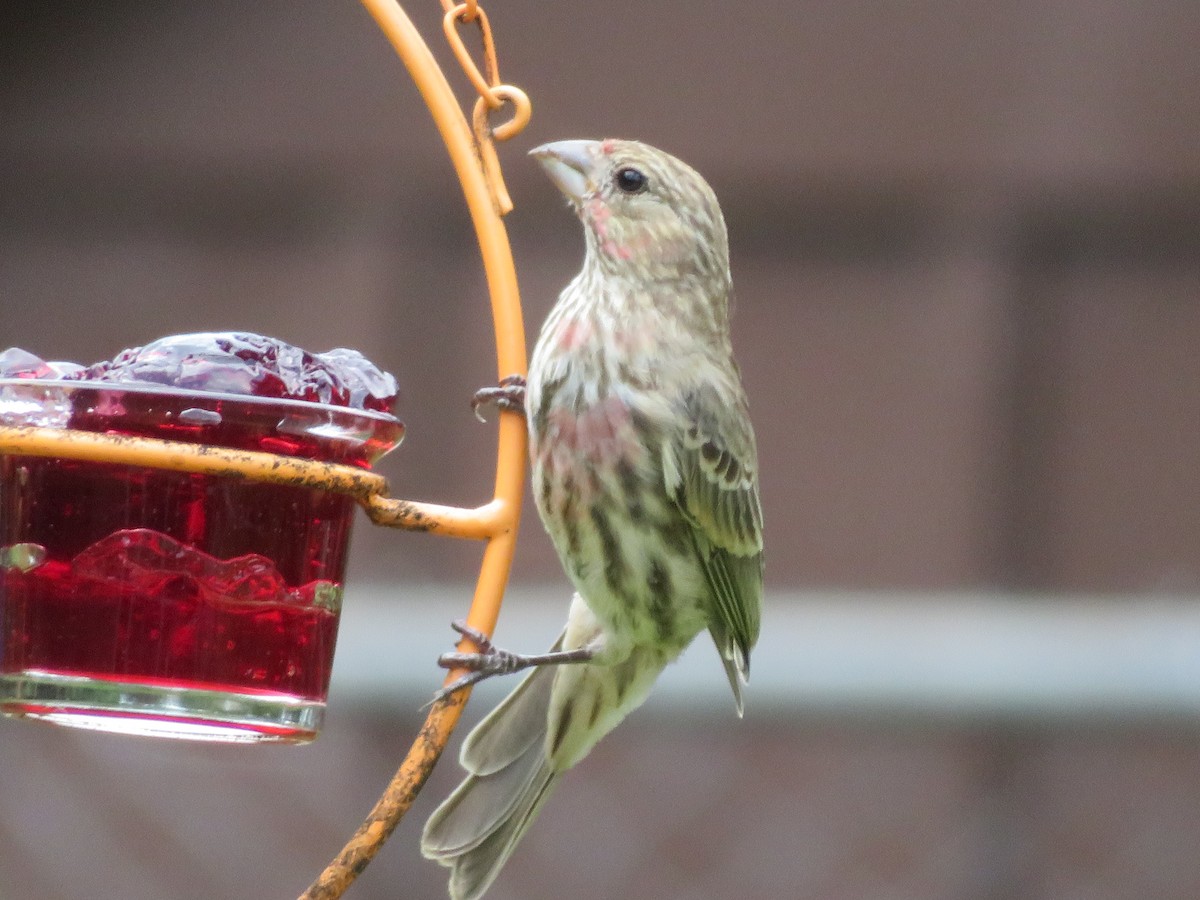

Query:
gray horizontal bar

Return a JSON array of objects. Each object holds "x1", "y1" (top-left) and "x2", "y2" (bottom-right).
[{"x1": 329, "y1": 585, "x2": 1200, "y2": 721}]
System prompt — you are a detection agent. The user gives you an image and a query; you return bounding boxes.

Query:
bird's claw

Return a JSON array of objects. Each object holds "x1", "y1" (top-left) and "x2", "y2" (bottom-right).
[
  {"x1": 432, "y1": 620, "x2": 529, "y2": 701},
  {"x1": 472, "y1": 374, "x2": 527, "y2": 422},
  {"x1": 446, "y1": 619, "x2": 494, "y2": 653}
]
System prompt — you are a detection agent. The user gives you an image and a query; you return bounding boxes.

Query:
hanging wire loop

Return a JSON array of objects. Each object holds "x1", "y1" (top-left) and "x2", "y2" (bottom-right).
[
  {"x1": 443, "y1": 3, "x2": 501, "y2": 101},
  {"x1": 441, "y1": 1, "x2": 530, "y2": 214},
  {"x1": 439, "y1": 3, "x2": 531, "y2": 142}
]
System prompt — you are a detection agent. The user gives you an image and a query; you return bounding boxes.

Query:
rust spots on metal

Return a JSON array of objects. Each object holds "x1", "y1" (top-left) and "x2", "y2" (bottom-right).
[
  {"x1": 0, "y1": 425, "x2": 388, "y2": 501},
  {"x1": 297, "y1": 691, "x2": 471, "y2": 900}
]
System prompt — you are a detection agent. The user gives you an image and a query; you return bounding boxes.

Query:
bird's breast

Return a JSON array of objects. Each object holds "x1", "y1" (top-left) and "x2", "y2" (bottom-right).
[{"x1": 538, "y1": 395, "x2": 635, "y2": 463}]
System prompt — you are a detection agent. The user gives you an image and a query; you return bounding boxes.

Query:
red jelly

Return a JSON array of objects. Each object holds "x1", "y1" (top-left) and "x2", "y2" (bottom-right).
[{"x1": 0, "y1": 335, "x2": 402, "y2": 743}]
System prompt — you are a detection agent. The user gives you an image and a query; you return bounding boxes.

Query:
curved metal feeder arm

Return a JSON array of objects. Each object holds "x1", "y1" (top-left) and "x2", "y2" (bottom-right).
[{"x1": 302, "y1": 0, "x2": 531, "y2": 895}]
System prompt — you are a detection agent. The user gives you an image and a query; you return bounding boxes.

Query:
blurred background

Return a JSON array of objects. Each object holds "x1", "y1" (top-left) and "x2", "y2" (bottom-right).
[{"x1": 2, "y1": 1, "x2": 1200, "y2": 897}]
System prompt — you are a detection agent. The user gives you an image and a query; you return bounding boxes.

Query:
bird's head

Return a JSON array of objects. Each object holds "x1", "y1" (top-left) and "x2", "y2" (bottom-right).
[{"x1": 531, "y1": 139, "x2": 729, "y2": 287}]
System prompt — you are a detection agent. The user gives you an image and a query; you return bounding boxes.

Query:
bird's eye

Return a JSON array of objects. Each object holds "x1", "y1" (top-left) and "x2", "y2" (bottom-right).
[{"x1": 614, "y1": 167, "x2": 648, "y2": 194}]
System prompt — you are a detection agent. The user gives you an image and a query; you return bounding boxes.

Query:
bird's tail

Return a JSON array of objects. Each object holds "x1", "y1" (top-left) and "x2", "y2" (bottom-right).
[
  {"x1": 420, "y1": 655, "x2": 561, "y2": 900},
  {"x1": 422, "y1": 618, "x2": 668, "y2": 899}
]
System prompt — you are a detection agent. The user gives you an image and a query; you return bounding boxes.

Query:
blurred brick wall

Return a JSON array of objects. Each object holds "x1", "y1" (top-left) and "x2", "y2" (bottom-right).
[
  {"x1": 2, "y1": 4, "x2": 1200, "y2": 899},
  {"x1": 3, "y1": 0, "x2": 1198, "y2": 593}
]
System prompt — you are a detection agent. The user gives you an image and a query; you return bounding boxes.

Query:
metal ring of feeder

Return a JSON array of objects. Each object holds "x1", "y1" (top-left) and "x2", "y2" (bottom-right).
[
  {"x1": 0, "y1": 426, "x2": 514, "y2": 541},
  {"x1": 0, "y1": 425, "x2": 390, "y2": 501}
]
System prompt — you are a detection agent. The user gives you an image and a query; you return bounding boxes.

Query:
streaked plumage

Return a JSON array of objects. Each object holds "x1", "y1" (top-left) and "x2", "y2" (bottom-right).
[{"x1": 422, "y1": 138, "x2": 763, "y2": 899}]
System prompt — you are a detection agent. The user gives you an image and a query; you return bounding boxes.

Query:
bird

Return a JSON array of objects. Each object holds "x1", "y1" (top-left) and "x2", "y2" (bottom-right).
[{"x1": 420, "y1": 138, "x2": 763, "y2": 900}]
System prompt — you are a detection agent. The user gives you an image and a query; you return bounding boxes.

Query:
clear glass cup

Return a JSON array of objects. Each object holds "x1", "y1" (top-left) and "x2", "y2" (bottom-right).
[{"x1": 0, "y1": 378, "x2": 403, "y2": 744}]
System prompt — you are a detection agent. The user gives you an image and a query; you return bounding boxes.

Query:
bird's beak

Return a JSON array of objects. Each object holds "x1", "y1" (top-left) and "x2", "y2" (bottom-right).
[{"x1": 530, "y1": 140, "x2": 601, "y2": 203}]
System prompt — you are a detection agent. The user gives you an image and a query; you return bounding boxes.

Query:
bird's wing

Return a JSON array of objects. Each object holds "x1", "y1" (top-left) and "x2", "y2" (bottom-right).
[{"x1": 662, "y1": 378, "x2": 764, "y2": 715}]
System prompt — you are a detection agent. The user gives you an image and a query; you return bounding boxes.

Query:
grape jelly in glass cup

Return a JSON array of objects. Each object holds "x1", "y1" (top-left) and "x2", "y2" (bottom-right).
[{"x1": 0, "y1": 344, "x2": 402, "y2": 743}]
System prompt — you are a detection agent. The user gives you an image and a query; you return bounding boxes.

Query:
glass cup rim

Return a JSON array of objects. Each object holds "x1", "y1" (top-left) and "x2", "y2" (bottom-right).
[{"x1": 0, "y1": 376, "x2": 402, "y2": 425}]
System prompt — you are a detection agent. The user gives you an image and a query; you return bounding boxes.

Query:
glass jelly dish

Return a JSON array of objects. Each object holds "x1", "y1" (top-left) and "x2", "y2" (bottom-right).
[{"x1": 0, "y1": 378, "x2": 403, "y2": 744}]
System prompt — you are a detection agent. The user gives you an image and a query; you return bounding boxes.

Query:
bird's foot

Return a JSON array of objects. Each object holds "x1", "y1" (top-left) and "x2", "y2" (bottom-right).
[
  {"x1": 435, "y1": 621, "x2": 530, "y2": 698},
  {"x1": 433, "y1": 620, "x2": 595, "y2": 701},
  {"x1": 471, "y1": 374, "x2": 527, "y2": 422}
]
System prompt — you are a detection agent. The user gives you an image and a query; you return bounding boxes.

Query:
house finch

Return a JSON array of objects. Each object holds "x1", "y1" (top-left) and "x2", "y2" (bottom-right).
[{"x1": 421, "y1": 139, "x2": 763, "y2": 899}]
